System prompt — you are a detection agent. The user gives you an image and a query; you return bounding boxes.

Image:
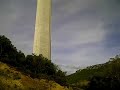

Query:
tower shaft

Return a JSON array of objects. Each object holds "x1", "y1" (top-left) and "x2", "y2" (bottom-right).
[{"x1": 33, "y1": 0, "x2": 51, "y2": 59}]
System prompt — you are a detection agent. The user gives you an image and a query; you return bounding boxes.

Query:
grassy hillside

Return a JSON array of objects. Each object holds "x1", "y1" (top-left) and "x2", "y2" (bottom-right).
[
  {"x1": 1, "y1": 35, "x2": 120, "y2": 90},
  {"x1": 0, "y1": 35, "x2": 68, "y2": 88},
  {"x1": 67, "y1": 55, "x2": 120, "y2": 90},
  {"x1": 0, "y1": 35, "x2": 69, "y2": 89},
  {"x1": 67, "y1": 63, "x2": 105, "y2": 84},
  {"x1": 0, "y1": 61, "x2": 69, "y2": 90}
]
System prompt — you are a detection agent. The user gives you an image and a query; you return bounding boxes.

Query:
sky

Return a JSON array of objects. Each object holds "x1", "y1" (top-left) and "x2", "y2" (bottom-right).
[{"x1": 0, "y1": 0, "x2": 120, "y2": 74}]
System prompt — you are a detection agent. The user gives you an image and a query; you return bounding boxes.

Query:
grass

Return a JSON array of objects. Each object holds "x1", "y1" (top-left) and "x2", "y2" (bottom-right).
[{"x1": 0, "y1": 61, "x2": 69, "y2": 90}]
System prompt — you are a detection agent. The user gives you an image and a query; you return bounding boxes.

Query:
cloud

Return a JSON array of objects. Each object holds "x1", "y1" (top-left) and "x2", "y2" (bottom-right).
[
  {"x1": 52, "y1": 20, "x2": 106, "y2": 48},
  {"x1": 52, "y1": 0, "x2": 120, "y2": 73},
  {"x1": 0, "y1": 0, "x2": 36, "y2": 54},
  {"x1": 0, "y1": 0, "x2": 120, "y2": 74}
]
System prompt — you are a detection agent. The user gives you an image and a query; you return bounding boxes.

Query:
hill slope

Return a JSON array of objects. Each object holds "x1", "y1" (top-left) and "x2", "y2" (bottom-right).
[
  {"x1": 0, "y1": 61, "x2": 68, "y2": 90},
  {"x1": 0, "y1": 35, "x2": 68, "y2": 89},
  {"x1": 67, "y1": 55, "x2": 120, "y2": 90}
]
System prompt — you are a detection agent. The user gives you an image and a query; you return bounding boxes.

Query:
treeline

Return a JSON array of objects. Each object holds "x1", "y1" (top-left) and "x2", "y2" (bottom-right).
[
  {"x1": 67, "y1": 55, "x2": 120, "y2": 90},
  {"x1": 0, "y1": 35, "x2": 67, "y2": 86}
]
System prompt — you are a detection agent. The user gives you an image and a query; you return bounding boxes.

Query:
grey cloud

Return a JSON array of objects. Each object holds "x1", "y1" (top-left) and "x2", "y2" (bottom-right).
[
  {"x1": 0, "y1": 0, "x2": 36, "y2": 54},
  {"x1": 0, "y1": 0, "x2": 120, "y2": 74},
  {"x1": 52, "y1": 0, "x2": 120, "y2": 73}
]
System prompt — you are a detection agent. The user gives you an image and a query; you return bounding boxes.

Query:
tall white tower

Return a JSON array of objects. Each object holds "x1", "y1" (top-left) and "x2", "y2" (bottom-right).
[{"x1": 33, "y1": 0, "x2": 51, "y2": 59}]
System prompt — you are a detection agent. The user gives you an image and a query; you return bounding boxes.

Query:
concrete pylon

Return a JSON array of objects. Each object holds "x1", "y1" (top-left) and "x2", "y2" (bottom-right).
[{"x1": 33, "y1": 0, "x2": 51, "y2": 60}]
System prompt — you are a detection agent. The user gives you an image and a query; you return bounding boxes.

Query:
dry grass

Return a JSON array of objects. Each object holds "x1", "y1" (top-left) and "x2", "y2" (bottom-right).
[{"x1": 0, "y1": 61, "x2": 69, "y2": 90}]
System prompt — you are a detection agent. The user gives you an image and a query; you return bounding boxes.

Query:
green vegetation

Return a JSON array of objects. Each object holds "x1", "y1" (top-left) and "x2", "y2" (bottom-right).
[
  {"x1": 0, "y1": 61, "x2": 68, "y2": 90},
  {"x1": 1, "y1": 35, "x2": 120, "y2": 90},
  {"x1": 0, "y1": 35, "x2": 67, "y2": 87},
  {"x1": 67, "y1": 55, "x2": 120, "y2": 90}
]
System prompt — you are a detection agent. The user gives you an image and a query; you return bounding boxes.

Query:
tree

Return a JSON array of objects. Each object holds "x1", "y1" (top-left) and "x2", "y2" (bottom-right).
[
  {"x1": 0, "y1": 35, "x2": 68, "y2": 86},
  {"x1": 0, "y1": 35, "x2": 18, "y2": 64}
]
